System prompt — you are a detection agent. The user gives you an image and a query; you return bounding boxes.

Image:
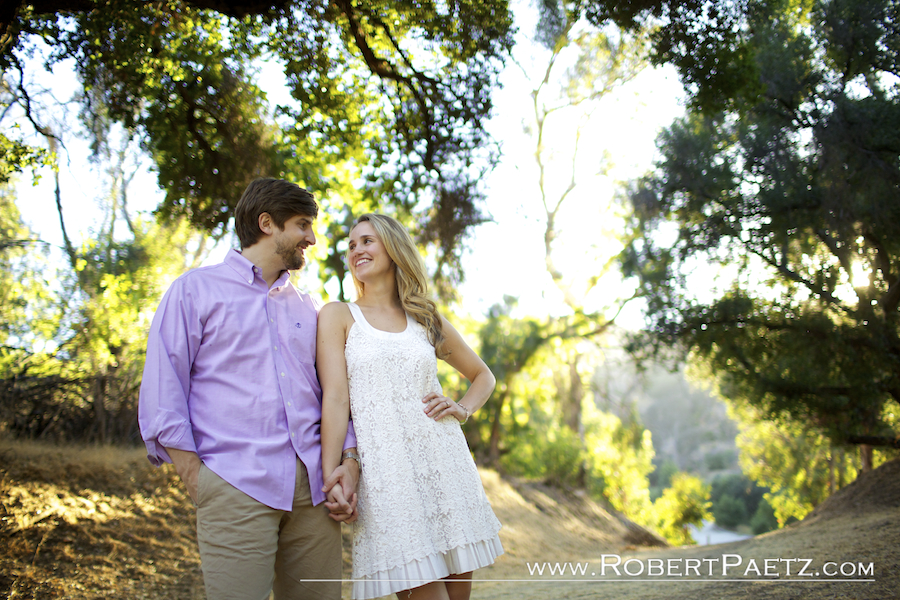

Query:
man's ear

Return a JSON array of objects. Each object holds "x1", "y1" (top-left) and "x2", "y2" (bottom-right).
[{"x1": 258, "y1": 212, "x2": 274, "y2": 236}]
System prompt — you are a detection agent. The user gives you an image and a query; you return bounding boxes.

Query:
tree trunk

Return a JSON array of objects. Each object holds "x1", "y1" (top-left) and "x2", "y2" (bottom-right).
[
  {"x1": 564, "y1": 357, "x2": 587, "y2": 487},
  {"x1": 563, "y1": 357, "x2": 583, "y2": 433},
  {"x1": 93, "y1": 373, "x2": 107, "y2": 444},
  {"x1": 487, "y1": 392, "x2": 506, "y2": 466},
  {"x1": 860, "y1": 444, "x2": 874, "y2": 472},
  {"x1": 829, "y1": 451, "x2": 836, "y2": 495}
]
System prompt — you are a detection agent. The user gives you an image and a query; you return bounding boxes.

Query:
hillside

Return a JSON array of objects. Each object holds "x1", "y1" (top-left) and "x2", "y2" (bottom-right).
[{"x1": 2, "y1": 437, "x2": 898, "y2": 599}]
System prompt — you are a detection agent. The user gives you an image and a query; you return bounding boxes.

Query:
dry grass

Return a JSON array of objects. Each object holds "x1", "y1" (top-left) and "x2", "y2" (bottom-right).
[
  {"x1": 0, "y1": 438, "x2": 203, "y2": 599},
  {"x1": 2, "y1": 436, "x2": 898, "y2": 600}
]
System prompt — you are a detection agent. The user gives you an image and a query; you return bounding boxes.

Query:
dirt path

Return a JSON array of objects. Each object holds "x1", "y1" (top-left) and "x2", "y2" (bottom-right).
[
  {"x1": 369, "y1": 464, "x2": 900, "y2": 600},
  {"x1": 471, "y1": 505, "x2": 898, "y2": 600},
  {"x1": 2, "y1": 439, "x2": 898, "y2": 600}
]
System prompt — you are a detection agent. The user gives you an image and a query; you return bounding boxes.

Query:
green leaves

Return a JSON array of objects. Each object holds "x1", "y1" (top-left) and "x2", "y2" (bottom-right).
[
  {"x1": 8, "y1": 0, "x2": 514, "y2": 282},
  {"x1": 618, "y1": 0, "x2": 900, "y2": 450},
  {"x1": 0, "y1": 187, "x2": 56, "y2": 350},
  {"x1": 267, "y1": 1, "x2": 514, "y2": 282},
  {"x1": 652, "y1": 473, "x2": 712, "y2": 545},
  {"x1": 59, "y1": 1, "x2": 281, "y2": 237},
  {"x1": 0, "y1": 131, "x2": 50, "y2": 185}
]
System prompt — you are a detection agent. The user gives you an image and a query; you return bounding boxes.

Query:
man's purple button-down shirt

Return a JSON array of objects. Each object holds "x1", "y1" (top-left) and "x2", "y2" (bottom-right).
[{"x1": 138, "y1": 249, "x2": 355, "y2": 510}]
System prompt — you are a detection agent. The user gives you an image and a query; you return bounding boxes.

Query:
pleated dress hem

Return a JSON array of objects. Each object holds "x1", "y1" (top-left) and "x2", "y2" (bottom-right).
[{"x1": 351, "y1": 535, "x2": 504, "y2": 600}]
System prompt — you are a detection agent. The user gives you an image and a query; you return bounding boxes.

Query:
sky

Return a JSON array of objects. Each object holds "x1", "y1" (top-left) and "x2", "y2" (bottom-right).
[
  {"x1": 456, "y1": 58, "x2": 684, "y2": 327},
  {"x1": 12, "y1": 2, "x2": 685, "y2": 331}
]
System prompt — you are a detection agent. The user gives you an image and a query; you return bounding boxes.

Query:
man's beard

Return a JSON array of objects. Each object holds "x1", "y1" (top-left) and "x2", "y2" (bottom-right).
[{"x1": 276, "y1": 238, "x2": 305, "y2": 270}]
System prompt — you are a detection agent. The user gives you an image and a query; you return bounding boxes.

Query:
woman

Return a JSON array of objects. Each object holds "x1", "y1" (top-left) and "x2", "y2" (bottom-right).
[{"x1": 318, "y1": 214, "x2": 503, "y2": 600}]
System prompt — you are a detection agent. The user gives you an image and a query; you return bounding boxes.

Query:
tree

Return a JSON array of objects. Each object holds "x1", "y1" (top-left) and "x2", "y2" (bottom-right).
[
  {"x1": 652, "y1": 472, "x2": 711, "y2": 545},
  {"x1": 485, "y1": 0, "x2": 648, "y2": 484},
  {"x1": 57, "y1": 132, "x2": 208, "y2": 442},
  {"x1": 2, "y1": 0, "x2": 515, "y2": 287},
  {"x1": 733, "y1": 404, "x2": 859, "y2": 525},
  {"x1": 0, "y1": 182, "x2": 55, "y2": 354},
  {"x1": 1, "y1": 0, "x2": 514, "y2": 441},
  {"x1": 462, "y1": 297, "x2": 548, "y2": 465},
  {"x1": 616, "y1": 0, "x2": 900, "y2": 469},
  {"x1": 0, "y1": 124, "x2": 208, "y2": 443}
]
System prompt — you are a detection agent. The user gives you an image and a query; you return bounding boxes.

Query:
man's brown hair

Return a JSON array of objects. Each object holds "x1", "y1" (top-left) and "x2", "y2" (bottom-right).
[{"x1": 234, "y1": 178, "x2": 318, "y2": 248}]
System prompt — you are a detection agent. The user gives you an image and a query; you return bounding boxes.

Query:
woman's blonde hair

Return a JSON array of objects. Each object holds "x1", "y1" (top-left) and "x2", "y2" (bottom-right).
[{"x1": 349, "y1": 214, "x2": 448, "y2": 358}]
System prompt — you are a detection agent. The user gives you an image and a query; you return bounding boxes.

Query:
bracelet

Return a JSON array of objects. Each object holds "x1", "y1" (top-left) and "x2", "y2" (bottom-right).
[
  {"x1": 340, "y1": 451, "x2": 361, "y2": 470},
  {"x1": 457, "y1": 403, "x2": 471, "y2": 424}
]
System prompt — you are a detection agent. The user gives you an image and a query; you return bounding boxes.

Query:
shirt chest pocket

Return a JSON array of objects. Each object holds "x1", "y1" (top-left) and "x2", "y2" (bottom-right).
[{"x1": 286, "y1": 323, "x2": 316, "y2": 365}]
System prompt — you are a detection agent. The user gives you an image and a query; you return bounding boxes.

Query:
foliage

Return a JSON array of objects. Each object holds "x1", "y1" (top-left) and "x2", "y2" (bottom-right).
[
  {"x1": 583, "y1": 400, "x2": 656, "y2": 520},
  {"x1": 648, "y1": 458, "x2": 677, "y2": 500},
  {"x1": 617, "y1": 0, "x2": 900, "y2": 451},
  {"x1": 4, "y1": 0, "x2": 515, "y2": 286},
  {"x1": 493, "y1": 372, "x2": 662, "y2": 527},
  {"x1": 66, "y1": 215, "x2": 201, "y2": 364},
  {"x1": 0, "y1": 114, "x2": 207, "y2": 442},
  {"x1": 501, "y1": 420, "x2": 585, "y2": 488},
  {"x1": 705, "y1": 449, "x2": 738, "y2": 472},
  {"x1": 709, "y1": 473, "x2": 768, "y2": 529},
  {"x1": 733, "y1": 404, "x2": 864, "y2": 525},
  {"x1": 1, "y1": 211, "x2": 203, "y2": 443},
  {"x1": 574, "y1": 0, "x2": 770, "y2": 113},
  {"x1": 462, "y1": 298, "x2": 550, "y2": 464},
  {"x1": 750, "y1": 498, "x2": 779, "y2": 534},
  {"x1": 0, "y1": 130, "x2": 49, "y2": 185},
  {"x1": 651, "y1": 472, "x2": 711, "y2": 546},
  {"x1": 0, "y1": 74, "x2": 54, "y2": 185},
  {"x1": 712, "y1": 493, "x2": 748, "y2": 530},
  {"x1": 457, "y1": 298, "x2": 662, "y2": 529},
  {"x1": 0, "y1": 185, "x2": 65, "y2": 438},
  {"x1": 0, "y1": 185, "x2": 55, "y2": 351}
]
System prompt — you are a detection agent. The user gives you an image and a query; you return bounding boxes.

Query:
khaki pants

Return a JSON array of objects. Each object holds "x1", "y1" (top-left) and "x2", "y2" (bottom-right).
[{"x1": 196, "y1": 459, "x2": 341, "y2": 600}]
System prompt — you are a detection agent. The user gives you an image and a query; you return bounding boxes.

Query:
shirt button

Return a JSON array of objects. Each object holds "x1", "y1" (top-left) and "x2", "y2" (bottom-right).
[
  {"x1": 274, "y1": 346, "x2": 278, "y2": 351},
  {"x1": 281, "y1": 372, "x2": 285, "y2": 377},
  {"x1": 248, "y1": 279, "x2": 252, "y2": 284},
  {"x1": 290, "y1": 432, "x2": 295, "y2": 438},
  {"x1": 287, "y1": 402, "x2": 292, "y2": 407}
]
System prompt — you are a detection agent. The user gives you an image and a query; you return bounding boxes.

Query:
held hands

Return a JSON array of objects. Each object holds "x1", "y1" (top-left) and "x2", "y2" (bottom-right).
[
  {"x1": 422, "y1": 392, "x2": 469, "y2": 423},
  {"x1": 322, "y1": 461, "x2": 359, "y2": 523}
]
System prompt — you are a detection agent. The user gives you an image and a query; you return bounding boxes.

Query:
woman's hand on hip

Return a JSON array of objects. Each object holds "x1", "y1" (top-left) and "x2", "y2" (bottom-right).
[{"x1": 423, "y1": 392, "x2": 466, "y2": 423}]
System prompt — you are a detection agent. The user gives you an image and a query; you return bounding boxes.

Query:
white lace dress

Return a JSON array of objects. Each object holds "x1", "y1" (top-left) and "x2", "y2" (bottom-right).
[{"x1": 344, "y1": 303, "x2": 503, "y2": 599}]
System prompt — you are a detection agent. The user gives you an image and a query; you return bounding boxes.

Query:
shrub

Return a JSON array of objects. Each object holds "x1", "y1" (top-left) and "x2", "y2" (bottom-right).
[
  {"x1": 653, "y1": 473, "x2": 712, "y2": 545},
  {"x1": 750, "y1": 498, "x2": 779, "y2": 534},
  {"x1": 713, "y1": 493, "x2": 748, "y2": 529}
]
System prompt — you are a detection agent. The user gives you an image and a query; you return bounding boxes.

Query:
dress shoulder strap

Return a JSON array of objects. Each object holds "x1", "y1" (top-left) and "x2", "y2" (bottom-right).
[
  {"x1": 346, "y1": 302, "x2": 364, "y2": 324},
  {"x1": 345, "y1": 302, "x2": 413, "y2": 338}
]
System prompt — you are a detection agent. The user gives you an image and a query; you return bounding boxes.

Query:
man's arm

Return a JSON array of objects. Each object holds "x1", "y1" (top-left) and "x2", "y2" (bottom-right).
[{"x1": 138, "y1": 278, "x2": 201, "y2": 466}]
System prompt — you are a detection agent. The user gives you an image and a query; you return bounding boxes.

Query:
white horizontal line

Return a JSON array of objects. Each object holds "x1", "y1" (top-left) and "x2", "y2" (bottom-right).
[{"x1": 300, "y1": 579, "x2": 876, "y2": 583}]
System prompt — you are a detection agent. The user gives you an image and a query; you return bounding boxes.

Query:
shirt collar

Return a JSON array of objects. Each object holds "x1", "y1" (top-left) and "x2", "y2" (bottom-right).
[{"x1": 224, "y1": 248, "x2": 292, "y2": 288}]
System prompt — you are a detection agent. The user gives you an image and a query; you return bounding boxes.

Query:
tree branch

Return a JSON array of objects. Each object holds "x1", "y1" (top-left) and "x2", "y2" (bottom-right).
[
  {"x1": 843, "y1": 434, "x2": 900, "y2": 449},
  {"x1": 0, "y1": 238, "x2": 48, "y2": 251},
  {"x1": 334, "y1": 0, "x2": 435, "y2": 169},
  {"x1": 749, "y1": 246, "x2": 853, "y2": 314}
]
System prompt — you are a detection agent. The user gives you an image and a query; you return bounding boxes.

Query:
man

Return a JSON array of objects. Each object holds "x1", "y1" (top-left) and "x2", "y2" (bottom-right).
[{"x1": 139, "y1": 178, "x2": 359, "y2": 600}]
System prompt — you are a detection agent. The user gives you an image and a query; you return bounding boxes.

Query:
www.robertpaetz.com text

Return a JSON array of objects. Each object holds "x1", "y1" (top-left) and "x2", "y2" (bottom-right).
[{"x1": 525, "y1": 554, "x2": 875, "y2": 581}]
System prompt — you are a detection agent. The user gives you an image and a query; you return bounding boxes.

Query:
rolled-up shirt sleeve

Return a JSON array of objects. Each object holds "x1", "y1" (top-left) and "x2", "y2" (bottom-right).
[
  {"x1": 344, "y1": 421, "x2": 357, "y2": 451},
  {"x1": 138, "y1": 278, "x2": 201, "y2": 466}
]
